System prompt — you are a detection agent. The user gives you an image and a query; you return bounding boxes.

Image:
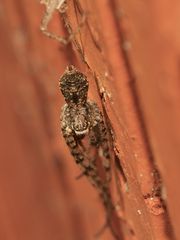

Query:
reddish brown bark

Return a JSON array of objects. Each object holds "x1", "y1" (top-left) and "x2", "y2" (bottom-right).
[{"x1": 0, "y1": 0, "x2": 179, "y2": 239}]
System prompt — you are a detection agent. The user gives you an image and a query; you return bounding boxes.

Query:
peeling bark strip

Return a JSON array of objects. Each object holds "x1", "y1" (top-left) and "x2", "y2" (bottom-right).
[{"x1": 0, "y1": 0, "x2": 178, "y2": 240}]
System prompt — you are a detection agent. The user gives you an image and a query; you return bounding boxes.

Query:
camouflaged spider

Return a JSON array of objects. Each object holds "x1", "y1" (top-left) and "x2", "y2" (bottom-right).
[{"x1": 60, "y1": 65, "x2": 112, "y2": 207}]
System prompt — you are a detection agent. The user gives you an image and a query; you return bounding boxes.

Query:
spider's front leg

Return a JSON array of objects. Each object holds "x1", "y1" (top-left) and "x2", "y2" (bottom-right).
[
  {"x1": 61, "y1": 119, "x2": 85, "y2": 167},
  {"x1": 40, "y1": 0, "x2": 86, "y2": 45},
  {"x1": 88, "y1": 101, "x2": 111, "y2": 184},
  {"x1": 40, "y1": 0, "x2": 68, "y2": 45}
]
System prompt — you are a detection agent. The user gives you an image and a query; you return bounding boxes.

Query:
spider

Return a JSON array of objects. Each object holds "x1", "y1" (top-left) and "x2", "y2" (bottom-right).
[{"x1": 59, "y1": 65, "x2": 112, "y2": 208}]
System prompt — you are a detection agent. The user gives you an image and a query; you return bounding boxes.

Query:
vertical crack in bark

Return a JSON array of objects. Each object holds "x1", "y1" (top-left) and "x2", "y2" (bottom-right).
[{"x1": 109, "y1": 1, "x2": 175, "y2": 239}]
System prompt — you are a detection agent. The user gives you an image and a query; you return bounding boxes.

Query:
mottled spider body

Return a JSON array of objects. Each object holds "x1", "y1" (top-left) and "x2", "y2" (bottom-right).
[
  {"x1": 60, "y1": 66, "x2": 88, "y2": 104},
  {"x1": 60, "y1": 65, "x2": 111, "y2": 207}
]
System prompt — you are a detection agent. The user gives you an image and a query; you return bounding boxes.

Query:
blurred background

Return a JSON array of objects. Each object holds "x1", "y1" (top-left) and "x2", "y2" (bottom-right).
[{"x1": 0, "y1": 0, "x2": 180, "y2": 240}]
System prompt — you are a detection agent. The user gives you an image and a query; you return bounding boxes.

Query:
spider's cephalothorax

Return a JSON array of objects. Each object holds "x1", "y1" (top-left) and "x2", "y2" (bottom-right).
[{"x1": 60, "y1": 65, "x2": 112, "y2": 208}]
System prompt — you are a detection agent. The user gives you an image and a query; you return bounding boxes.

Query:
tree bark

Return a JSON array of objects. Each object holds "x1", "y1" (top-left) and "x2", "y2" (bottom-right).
[{"x1": 0, "y1": 0, "x2": 178, "y2": 239}]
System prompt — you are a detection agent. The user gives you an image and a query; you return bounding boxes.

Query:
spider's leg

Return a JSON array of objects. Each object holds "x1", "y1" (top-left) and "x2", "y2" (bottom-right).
[
  {"x1": 61, "y1": 117, "x2": 104, "y2": 190},
  {"x1": 97, "y1": 119, "x2": 111, "y2": 183},
  {"x1": 40, "y1": 0, "x2": 68, "y2": 44},
  {"x1": 88, "y1": 101, "x2": 111, "y2": 183},
  {"x1": 40, "y1": 0, "x2": 87, "y2": 45},
  {"x1": 75, "y1": 148, "x2": 98, "y2": 180}
]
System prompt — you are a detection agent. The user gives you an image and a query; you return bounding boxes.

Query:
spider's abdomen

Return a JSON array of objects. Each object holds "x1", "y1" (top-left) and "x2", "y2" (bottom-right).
[{"x1": 59, "y1": 65, "x2": 88, "y2": 104}]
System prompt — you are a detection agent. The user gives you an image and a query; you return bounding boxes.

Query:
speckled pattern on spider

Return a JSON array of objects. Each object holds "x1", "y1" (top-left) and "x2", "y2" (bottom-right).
[{"x1": 59, "y1": 65, "x2": 112, "y2": 208}]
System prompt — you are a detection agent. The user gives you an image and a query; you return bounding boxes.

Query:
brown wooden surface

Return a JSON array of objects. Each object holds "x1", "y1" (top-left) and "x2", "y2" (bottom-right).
[{"x1": 0, "y1": 0, "x2": 179, "y2": 239}]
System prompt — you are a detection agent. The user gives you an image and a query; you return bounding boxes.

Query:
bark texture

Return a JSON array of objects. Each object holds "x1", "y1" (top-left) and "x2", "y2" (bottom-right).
[{"x1": 0, "y1": 0, "x2": 179, "y2": 239}]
